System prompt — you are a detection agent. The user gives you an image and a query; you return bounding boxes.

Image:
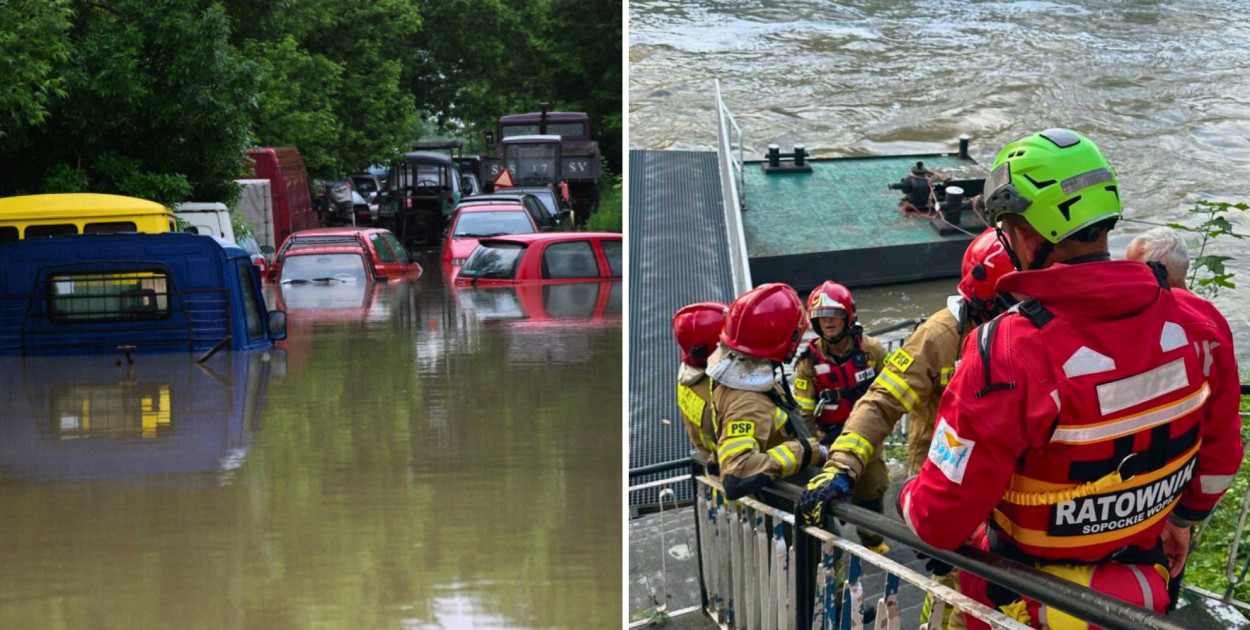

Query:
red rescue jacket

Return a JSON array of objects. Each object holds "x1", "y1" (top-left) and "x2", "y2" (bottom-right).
[
  {"x1": 901, "y1": 260, "x2": 1242, "y2": 563},
  {"x1": 802, "y1": 339, "x2": 877, "y2": 426}
]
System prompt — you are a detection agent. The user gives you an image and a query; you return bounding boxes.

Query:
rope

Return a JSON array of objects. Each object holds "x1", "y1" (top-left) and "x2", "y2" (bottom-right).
[
  {"x1": 897, "y1": 171, "x2": 986, "y2": 238},
  {"x1": 1000, "y1": 471, "x2": 1125, "y2": 507}
]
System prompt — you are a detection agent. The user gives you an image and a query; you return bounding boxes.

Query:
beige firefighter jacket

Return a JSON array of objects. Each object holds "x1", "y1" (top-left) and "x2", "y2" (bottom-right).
[
  {"x1": 676, "y1": 363, "x2": 717, "y2": 465},
  {"x1": 706, "y1": 346, "x2": 821, "y2": 500},
  {"x1": 793, "y1": 334, "x2": 888, "y2": 437},
  {"x1": 828, "y1": 297, "x2": 974, "y2": 479}
]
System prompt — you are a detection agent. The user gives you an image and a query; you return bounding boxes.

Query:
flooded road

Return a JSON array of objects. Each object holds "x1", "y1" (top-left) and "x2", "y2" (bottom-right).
[
  {"x1": 0, "y1": 255, "x2": 622, "y2": 629},
  {"x1": 630, "y1": 0, "x2": 1250, "y2": 367}
]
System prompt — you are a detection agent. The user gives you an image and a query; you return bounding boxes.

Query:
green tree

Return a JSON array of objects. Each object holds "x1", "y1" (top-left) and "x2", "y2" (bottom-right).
[
  {"x1": 221, "y1": 0, "x2": 422, "y2": 178},
  {"x1": 0, "y1": 0, "x2": 259, "y2": 205},
  {"x1": 0, "y1": 0, "x2": 74, "y2": 140}
]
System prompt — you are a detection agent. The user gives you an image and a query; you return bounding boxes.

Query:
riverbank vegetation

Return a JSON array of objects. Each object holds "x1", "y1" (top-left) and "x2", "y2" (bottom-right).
[
  {"x1": 1185, "y1": 395, "x2": 1250, "y2": 602},
  {"x1": 586, "y1": 174, "x2": 622, "y2": 233},
  {"x1": 0, "y1": 0, "x2": 621, "y2": 206}
]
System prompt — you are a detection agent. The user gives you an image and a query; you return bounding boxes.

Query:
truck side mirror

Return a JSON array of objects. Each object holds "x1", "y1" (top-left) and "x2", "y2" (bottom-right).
[{"x1": 267, "y1": 311, "x2": 287, "y2": 340}]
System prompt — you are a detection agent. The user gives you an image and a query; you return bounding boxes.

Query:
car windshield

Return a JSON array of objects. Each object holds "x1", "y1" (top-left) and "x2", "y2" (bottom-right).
[
  {"x1": 280, "y1": 253, "x2": 369, "y2": 284},
  {"x1": 351, "y1": 177, "x2": 379, "y2": 195},
  {"x1": 453, "y1": 211, "x2": 534, "y2": 238},
  {"x1": 517, "y1": 190, "x2": 557, "y2": 216},
  {"x1": 458, "y1": 243, "x2": 526, "y2": 279}
]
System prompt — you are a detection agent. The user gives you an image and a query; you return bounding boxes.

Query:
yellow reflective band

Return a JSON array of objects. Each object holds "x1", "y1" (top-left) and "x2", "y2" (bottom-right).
[
  {"x1": 768, "y1": 444, "x2": 797, "y2": 476},
  {"x1": 677, "y1": 384, "x2": 708, "y2": 427},
  {"x1": 773, "y1": 406, "x2": 788, "y2": 428},
  {"x1": 877, "y1": 369, "x2": 918, "y2": 412},
  {"x1": 795, "y1": 377, "x2": 810, "y2": 391},
  {"x1": 717, "y1": 437, "x2": 757, "y2": 462},
  {"x1": 832, "y1": 432, "x2": 874, "y2": 461},
  {"x1": 939, "y1": 366, "x2": 955, "y2": 387},
  {"x1": 796, "y1": 395, "x2": 816, "y2": 410}
]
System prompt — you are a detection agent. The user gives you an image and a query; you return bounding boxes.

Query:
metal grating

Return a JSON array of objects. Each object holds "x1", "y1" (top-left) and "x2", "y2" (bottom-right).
[{"x1": 629, "y1": 150, "x2": 736, "y2": 506}]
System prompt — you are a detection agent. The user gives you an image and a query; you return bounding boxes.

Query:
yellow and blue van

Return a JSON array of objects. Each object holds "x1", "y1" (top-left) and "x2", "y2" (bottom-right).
[{"x1": 0, "y1": 193, "x2": 176, "y2": 243}]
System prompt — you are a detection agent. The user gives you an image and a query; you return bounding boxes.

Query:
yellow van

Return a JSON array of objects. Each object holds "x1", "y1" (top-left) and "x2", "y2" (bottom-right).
[{"x1": 0, "y1": 193, "x2": 176, "y2": 243}]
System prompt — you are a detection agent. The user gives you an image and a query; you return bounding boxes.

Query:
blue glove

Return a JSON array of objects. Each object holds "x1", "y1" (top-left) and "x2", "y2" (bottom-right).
[{"x1": 798, "y1": 468, "x2": 855, "y2": 526}]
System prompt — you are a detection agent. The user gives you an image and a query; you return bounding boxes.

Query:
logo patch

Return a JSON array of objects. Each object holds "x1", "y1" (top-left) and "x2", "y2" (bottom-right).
[
  {"x1": 1049, "y1": 456, "x2": 1197, "y2": 536},
  {"x1": 928, "y1": 419, "x2": 974, "y2": 484},
  {"x1": 795, "y1": 377, "x2": 809, "y2": 390},
  {"x1": 727, "y1": 421, "x2": 755, "y2": 438},
  {"x1": 887, "y1": 349, "x2": 915, "y2": 373},
  {"x1": 854, "y1": 368, "x2": 876, "y2": 384}
]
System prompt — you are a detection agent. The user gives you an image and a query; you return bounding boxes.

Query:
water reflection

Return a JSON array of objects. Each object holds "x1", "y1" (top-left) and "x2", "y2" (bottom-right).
[
  {"x1": 0, "y1": 351, "x2": 276, "y2": 484},
  {"x1": 0, "y1": 259, "x2": 620, "y2": 629}
]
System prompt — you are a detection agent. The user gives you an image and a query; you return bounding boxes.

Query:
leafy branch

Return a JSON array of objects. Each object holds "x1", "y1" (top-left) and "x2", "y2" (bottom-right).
[{"x1": 1167, "y1": 200, "x2": 1247, "y2": 299}]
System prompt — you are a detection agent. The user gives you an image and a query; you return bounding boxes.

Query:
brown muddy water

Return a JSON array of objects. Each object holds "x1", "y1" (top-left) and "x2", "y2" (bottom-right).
[
  {"x1": 0, "y1": 256, "x2": 622, "y2": 629},
  {"x1": 631, "y1": 0, "x2": 1250, "y2": 367}
]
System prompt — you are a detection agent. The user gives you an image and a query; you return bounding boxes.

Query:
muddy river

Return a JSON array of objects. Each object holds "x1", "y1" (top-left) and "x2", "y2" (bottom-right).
[
  {"x1": 0, "y1": 258, "x2": 621, "y2": 628},
  {"x1": 630, "y1": 0, "x2": 1250, "y2": 366}
]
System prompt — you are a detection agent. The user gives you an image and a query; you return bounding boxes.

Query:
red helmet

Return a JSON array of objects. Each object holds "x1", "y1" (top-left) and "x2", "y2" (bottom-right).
[
  {"x1": 720, "y1": 283, "x2": 808, "y2": 363},
  {"x1": 672, "y1": 301, "x2": 728, "y2": 368},
  {"x1": 807, "y1": 281, "x2": 856, "y2": 328},
  {"x1": 958, "y1": 228, "x2": 1014, "y2": 303}
]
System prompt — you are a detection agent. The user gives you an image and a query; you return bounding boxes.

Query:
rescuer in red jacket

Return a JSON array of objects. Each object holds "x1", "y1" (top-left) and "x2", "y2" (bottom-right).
[{"x1": 898, "y1": 129, "x2": 1243, "y2": 628}]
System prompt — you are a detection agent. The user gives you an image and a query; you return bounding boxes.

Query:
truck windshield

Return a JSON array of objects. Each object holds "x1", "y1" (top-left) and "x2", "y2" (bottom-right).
[
  {"x1": 504, "y1": 144, "x2": 559, "y2": 184},
  {"x1": 453, "y1": 211, "x2": 535, "y2": 238},
  {"x1": 280, "y1": 253, "x2": 368, "y2": 284},
  {"x1": 501, "y1": 122, "x2": 586, "y2": 138},
  {"x1": 458, "y1": 243, "x2": 526, "y2": 279}
]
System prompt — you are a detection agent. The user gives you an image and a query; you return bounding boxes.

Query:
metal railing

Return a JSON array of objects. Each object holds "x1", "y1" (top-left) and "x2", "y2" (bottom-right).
[
  {"x1": 631, "y1": 456, "x2": 1202, "y2": 630},
  {"x1": 715, "y1": 79, "x2": 752, "y2": 296}
]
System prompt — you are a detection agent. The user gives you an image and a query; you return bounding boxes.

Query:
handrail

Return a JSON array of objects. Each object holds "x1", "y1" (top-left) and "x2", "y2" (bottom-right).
[
  {"x1": 629, "y1": 458, "x2": 691, "y2": 478},
  {"x1": 757, "y1": 481, "x2": 1195, "y2": 630},
  {"x1": 714, "y1": 79, "x2": 752, "y2": 295}
]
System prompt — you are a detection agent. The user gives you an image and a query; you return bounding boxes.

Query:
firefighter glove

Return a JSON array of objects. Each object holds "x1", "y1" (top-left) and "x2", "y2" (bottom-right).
[{"x1": 798, "y1": 468, "x2": 854, "y2": 526}]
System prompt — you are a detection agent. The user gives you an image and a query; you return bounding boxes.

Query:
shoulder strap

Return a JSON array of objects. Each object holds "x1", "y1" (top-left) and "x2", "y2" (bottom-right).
[
  {"x1": 1016, "y1": 298, "x2": 1054, "y2": 328},
  {"x1": 1146, "y1": 260, "x2": 1171, "y2": 290},
  {"x1": 975, "y1": 315, "x2": 1017, "y2": 399}
]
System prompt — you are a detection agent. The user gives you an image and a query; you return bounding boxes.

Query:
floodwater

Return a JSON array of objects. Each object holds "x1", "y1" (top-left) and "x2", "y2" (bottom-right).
[
  {"x1": 0, "y1": 257, "x2": 622, "y2": 629},
  {"x1": 631, "y1": 0, "x2": 1250, "y2": 366}
]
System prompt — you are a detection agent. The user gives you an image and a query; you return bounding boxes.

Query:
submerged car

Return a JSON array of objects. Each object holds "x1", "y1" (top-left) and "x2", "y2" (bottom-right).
[
  {"x1": 454, "y1": 232, "x2": 621, "y2": 285},
  {"x1": 441, "y1": 203, "x2": 547, "y2": 269},
  {"x1": 269, "y1": 227, "x2": 420, "y2": 282}
]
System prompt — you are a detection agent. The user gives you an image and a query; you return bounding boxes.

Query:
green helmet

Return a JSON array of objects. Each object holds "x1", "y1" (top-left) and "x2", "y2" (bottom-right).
[{"x1": 983, "y1": 129, "x2": 1122, "y2": 244}]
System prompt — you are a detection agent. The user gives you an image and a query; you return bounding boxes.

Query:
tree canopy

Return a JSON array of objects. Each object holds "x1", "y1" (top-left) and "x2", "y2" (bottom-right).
[{"x1": 0, "y1": 0, "x2": 622, "y2": 204}]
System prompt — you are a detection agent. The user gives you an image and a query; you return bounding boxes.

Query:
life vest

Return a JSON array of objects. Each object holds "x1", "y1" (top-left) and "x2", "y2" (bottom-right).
[
  {"x1": 987, "y1": 268, "x2": 1212, "y2": 563},
  {"x1": 803, "y1": 339, "x2": 876, "y2": 427}
]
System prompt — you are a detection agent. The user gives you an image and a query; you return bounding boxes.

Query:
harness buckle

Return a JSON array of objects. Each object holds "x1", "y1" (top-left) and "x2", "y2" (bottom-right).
[{"x1": 1116, "y1": 452, "x2": 1140, "y2": 482}]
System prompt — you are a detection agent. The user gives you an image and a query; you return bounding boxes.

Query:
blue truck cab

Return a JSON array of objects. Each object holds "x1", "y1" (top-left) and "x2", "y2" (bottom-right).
[{"x1": 0, "y1": 232, "x2": 286, "y2": 356}]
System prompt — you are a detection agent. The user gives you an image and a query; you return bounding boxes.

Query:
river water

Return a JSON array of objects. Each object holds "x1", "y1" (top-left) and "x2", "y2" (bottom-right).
[
  {"x1": 0, "y1": 259, "x2": 621, "y2": 629},
  {"x1": 630, "y1": 0, "x2": 1250, "y2": 366}
]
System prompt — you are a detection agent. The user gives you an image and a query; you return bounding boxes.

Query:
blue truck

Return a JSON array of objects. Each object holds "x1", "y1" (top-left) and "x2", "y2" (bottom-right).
[{"x1": 0, "y1": 232, "x2": 286, "y2": 356}]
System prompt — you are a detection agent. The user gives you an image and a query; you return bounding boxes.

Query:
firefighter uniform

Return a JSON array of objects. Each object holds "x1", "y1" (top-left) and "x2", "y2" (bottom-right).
[
  {"x1": 900, "y1": 261, "x2": 1244, "y2": 628},
  {"x1": 827, "y1": 297, "x2": 971, "y2": 479},
  {"x1": 677, "y1": 365, "x2": 718, "y2": 470},
  {"x1": 794, "y1": 334, "x2": 891, "y2": 548},
  {"x1": 710, "y1": 364, "x2": 822, "y2": 500},
  {"x1": 794, "y1": 334, "x2": 888, "y2": 437}
]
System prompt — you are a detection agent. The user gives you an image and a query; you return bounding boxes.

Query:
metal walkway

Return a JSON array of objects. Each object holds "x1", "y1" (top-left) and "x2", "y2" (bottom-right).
[{"x1": 628, "y1": 149, "x2": 735, "y2": 505}]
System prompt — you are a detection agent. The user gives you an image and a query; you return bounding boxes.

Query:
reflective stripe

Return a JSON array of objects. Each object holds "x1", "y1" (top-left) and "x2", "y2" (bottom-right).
[
  {"x1": 1051, "y1": 383, "x2": 1208, "y2": 444},
  {"x1": 876, "y1": 369, "x2": 918, "y2": 412},
  {"x1": 901, "y1": 488, "x2": 918, "y2": 534},
  {"x1": 795, "y1": 395, "x2": 816, "y2": 410},
  {"x1": 773, "y1": 406, "x2": 787, "y2": 429},
  {"x1": 1096, "y1": 358, "x2": 1188, "y2": 416},
  {"x1": 1160, "y1": 322, "x2": 1187, "y2": 352},
  {"x1": 1128, "y1": 565, "x2": 1154, "y2": 610},
  {"x1": 768, "y1": 444, "x2": 797, "y2": 476},
  {"x1": 815, "y1": 363, "x2": 831, "y2": 375},
  {"x1": 717, "y1": 437, "x2": 757, "y2": 462},
  {"x1": 1200, "y1": 473, "x2": 1235, "y2": 494},
  {"x1": 939, "y1": 366, "x2": 955, "y2": 386},
  {"x1": 832, "y1": 432, "x2": 874, "y2": 461}
]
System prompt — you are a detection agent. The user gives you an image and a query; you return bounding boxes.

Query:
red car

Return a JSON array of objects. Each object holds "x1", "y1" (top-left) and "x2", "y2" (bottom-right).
[
  {"x1": 453, "y1": 232, "x2": 621, "y2": 285},
  {"x1": 441, "y1": 203, "x2": 549, "y2": 270},
  {"x1": 268, "y1": 227, "x2": 420, "y2": 282}
]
